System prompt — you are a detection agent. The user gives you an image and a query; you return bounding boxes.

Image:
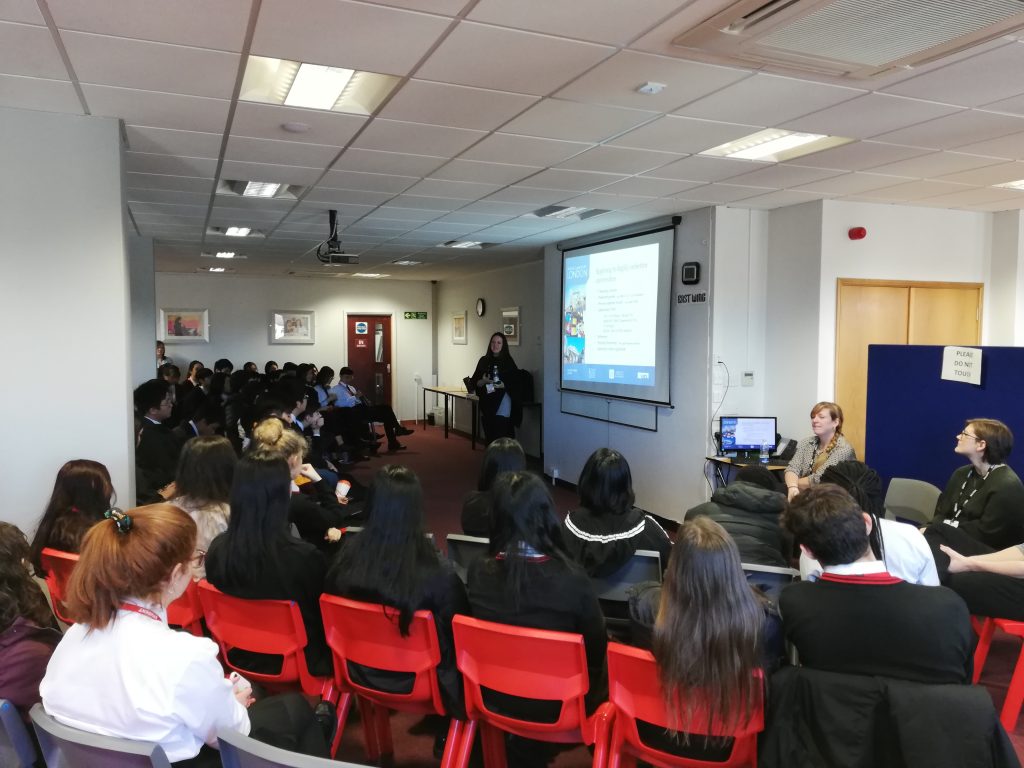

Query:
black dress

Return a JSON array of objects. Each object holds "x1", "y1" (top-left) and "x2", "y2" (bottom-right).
[{"x1": 470, "y1": 355, "x2": 521, "y2": 443}]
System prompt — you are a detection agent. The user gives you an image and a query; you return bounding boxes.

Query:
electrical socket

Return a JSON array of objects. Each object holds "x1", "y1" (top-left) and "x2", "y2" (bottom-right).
[{"x1": 551, "y1": 468, "x2": 559, "y2": 486}]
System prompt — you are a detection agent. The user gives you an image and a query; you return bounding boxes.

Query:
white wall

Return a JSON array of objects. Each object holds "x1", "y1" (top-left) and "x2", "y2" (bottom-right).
[
  {"x1": 542, "y1": 210, "x2": 714, "y2": 521},
  {"x1": 989, "y1": 210, "x2": 1024, "y2": 345},
  {"x1": 435, "y1": 259, "x2": 545, "y2": 456},
  {"x1": 0, "y1": 107, "x2": 133, "y2": 535},
  {"x1": 155, "y1": 274, "x2": 434, "y2": 421},
  {"x1": 128, "y1": 235, "x2": 157, "y2": 385}
]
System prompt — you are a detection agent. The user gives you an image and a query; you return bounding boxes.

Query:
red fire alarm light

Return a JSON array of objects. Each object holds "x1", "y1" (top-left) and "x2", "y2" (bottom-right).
[{"x1": 848, "y1": 227, "x2": 867, "y2": 240}]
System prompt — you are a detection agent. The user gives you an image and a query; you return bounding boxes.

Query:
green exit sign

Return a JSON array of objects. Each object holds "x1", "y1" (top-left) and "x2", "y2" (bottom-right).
[{"x1": 404, "y1": 311, "x2": 428, "y2": 319}]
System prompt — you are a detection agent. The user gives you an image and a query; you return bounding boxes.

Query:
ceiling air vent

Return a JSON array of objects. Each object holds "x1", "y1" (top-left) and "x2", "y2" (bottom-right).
[{"x1": 673, "y1": 0, "x2": 1024, "y2": 78}]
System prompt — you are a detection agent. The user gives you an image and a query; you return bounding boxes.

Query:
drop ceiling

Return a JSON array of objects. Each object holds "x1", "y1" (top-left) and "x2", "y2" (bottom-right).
[{"x1": 5, "y1": 0, "x2": 1024, "y2": 279}]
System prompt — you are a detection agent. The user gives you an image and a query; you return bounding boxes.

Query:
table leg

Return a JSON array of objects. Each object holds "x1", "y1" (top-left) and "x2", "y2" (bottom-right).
[
  {"x1": 422, "y1": 387, "x2": 426, "y2": 430},
  {"x1": 444, "y1": 394, "x2": 450, "y2": 439},
  {"x1": 471, "y1": 399, "x2": 477, "y2": 450}
]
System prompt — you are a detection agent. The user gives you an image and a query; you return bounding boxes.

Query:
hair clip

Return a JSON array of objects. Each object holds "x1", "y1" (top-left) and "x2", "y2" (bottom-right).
[{"x1": 104, "y1": 507, "x2": 133, "y2": 534}]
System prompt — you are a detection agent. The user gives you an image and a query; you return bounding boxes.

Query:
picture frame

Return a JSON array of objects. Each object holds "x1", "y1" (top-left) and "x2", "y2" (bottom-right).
[
  {"x1": 452, "y1": 310, "x2": 467, "y2": 345},
  {"x1": 161, "y1": 308, "x2": 209, "y2": 343},
  {"x1": 501, "y1": 306, "x2": 520, "y2": 346},
  {"x1": 270, "y1": 310, "x2": 315, "y2": 344}
]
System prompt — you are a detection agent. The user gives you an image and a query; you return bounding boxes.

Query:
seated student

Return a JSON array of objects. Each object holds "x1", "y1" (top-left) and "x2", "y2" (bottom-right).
[
  {"x1": 325, "y1": 465, "x2": 469, "y2": 740},
  {"x1": 334, "y1": 367, "x2": 413, "y2": 452},
  {"x1": 214, "y1": 358, "x2": 234, "y2": 375},
  {"x1": 780, "y1": 485, "x2": 971, "y2": 684},
  {"x1": 940, "y1": 540, "x2": 1024, "y2": 622},
  {"x1": 181, "y1": 367, "x2": 213, "y2": 422},
  {"x1": 42, "y1": 504, "x2": 329, "y2": 765},
  {"x1": 135, "y1": 378, "x2": 182, "y2": 489},
  {"x1": 30, "y1": 459, "x2": 114, "y2": 574},
  {"x1": 562, "y1": 449, "x2": 672, "y2": 577},
  {"x1": 179, "y1": 360, "x2": 204, "y2": 399},
  {"x1": 312, "y1": 366, "x2": 378, "y2": 459},
  {"x1": 205, "y1": 455, "x2": 332, "y2": 678},
  {"x1": 169, "y1": 436, "x2": 236, "y2": 579},
  {"x1": 265, "y1": 361, "x2": 279, "y2": 377},
  {"x1": 685, "y1": 465, "x2": 789, "y2": 567},
  {"x1": 925, "y1": 419, "x2": 1024, "y2": 580},
  {"x1": 0, "y1": 522, "x2": 61, "y2": 718},
  {"x1": 172, "y1": 400, "x2": 224, "y2": 445},
  {"x1": 462, "y1": 438, "x2": 527, "y2": 537},
  {"x1": 800, "y1": 461, "x2": 939, "y2": 586}
]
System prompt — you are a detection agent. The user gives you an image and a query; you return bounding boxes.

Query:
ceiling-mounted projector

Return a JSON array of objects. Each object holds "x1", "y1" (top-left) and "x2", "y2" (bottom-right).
[{"x1": 316, "y1": 209, "x2": 356, "y2": 265}]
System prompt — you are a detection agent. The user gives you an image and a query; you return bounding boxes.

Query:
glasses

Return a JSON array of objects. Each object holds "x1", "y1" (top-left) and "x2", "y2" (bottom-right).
[
  {"x1": 190, "y1": 550, "x2": 207, "y2": 568},
  {"x1": 958, "y1": 431, "x2": 981, "y2": 441}
]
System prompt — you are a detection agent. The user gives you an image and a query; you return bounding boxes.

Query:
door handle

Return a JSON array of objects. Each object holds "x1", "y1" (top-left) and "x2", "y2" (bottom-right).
[{"x1": 386, "y1": 364, "x2": 391, "y2": 374}]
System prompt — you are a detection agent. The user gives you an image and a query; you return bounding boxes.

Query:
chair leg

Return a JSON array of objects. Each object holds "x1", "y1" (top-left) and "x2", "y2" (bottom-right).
[
  {"x1": 481, "y1": 723, "x2": 506, "y2": 768},
  {"x1": 440, "y1": 718, "x2": 464, "y2": 768},
  {"x1": 329, "y1": 692, "x2": 353, "y2": 759},
  {"x1": 374, "y1": 702, "x2": 393, "y2": 756},
  {"x1": 974, "y1": 617, "x2": 997, "y2": 684},
  {"x1": 1000, "y1": 638, "x2": 1024, "y2": 731},
  {"x1": 357, "y1": 698, "x2": 381, "y2": 762},
  {"x1": 453, "y1": 721, "x2": 477, "y2": 768}
]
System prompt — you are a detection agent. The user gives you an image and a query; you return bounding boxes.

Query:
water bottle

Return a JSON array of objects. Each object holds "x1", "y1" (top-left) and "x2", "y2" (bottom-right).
[
  {"x1": 759, "y1": 440, "x2": 770, "y2": 464},
  {"x1": 492, "y1": 365, "x2": 501, "y2": 385}
]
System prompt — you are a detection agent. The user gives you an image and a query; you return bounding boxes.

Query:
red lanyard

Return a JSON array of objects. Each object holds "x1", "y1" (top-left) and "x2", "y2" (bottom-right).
[{"x1": 120, "y1": 602, "x2": 161, "y2": 622}]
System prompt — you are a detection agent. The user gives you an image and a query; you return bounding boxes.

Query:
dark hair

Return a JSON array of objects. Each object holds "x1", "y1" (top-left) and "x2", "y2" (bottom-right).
[
  {"x1": 65, "y1": 504, "x2": 196, "y2": 629},
  {"x1": 187, "y1": 360, "x2": 204, "y2": 378},
  {"x1": 488, "y1": 472, "x2": 571, "y2": 603},
  {"x1": 296, "y1": 363, "x2": 314, "y2": 382},
  {"x1": 653, "y1": 518, "x2": 763, "y2": 743},
  {"x1": 781, "y1": 485, "x2": 869, "y2": 567},
  {"x1": 331, "y1": 466, "x2": 439, "y2": 635},
  {"x1": 174, "y1": 436, "x2": 236, "y2": 505},
  {"x1": 265, "y1": 361, "x2": 279, "y2": 375},
  {"x1": 734, "y1": 465, "x2": 780, "y2": 492},
  {"x1": 244, "y1": 362, "x2": 258, "y2": 373},
  {"x1": 196, "y1": 367, "x2": 214, "y2": 383},
  {"x1": 967, "y1": 418, "x2": 1014, "y2": 464},
  {"x1": 484, "y1": 332, "x2": 514, "y2": 364},
  {"x1": 0, "y1": 522, "x2": 55, "y2": 632},
  {"x1": 216, "y1": 454, "x2": 293, "y2": 585},
  {"x1": 274, "y1": 379, "x2": 308, "y2": 411},
  {"x1": 191, "y1": 399, "x2": 224, "y2": 427},
  {"x1": 229, "y1": 369, "x2": 250, "y2": 395},
  {"x1": 338, "y1": 366, "x2": 354, "y2": 377},
  {"x1": 30, "y1": 459, "x2": 114, "y2": 573},
  {"x1": 282, "y1": 362, "x2": 298, "y2": 373},
  {"x1": 477, "y1": 438, "x2": 527, "y2": 492},
  {"x1": 820, "y1": 461, "x2": 885, "y2": 562},
  {"x1": 316, "y1": 366, "x2": 335, "y2": 388},
  {"x1": 208, "y1": 371, "x2": 228, "y2": 400},
  {"x1": 133, "y1": 379, "x2": 171, "y2": 415},
  {"x1": 578, "y1": 448, "x2": 635, "y2": 517},
  {"x1": 214, "y1": 358, "x2": 234, "y2": 372},
  {"x1": 158, "y1": 363, "x2": 180, "y2": 380},
  {"x1": 156, "y1": 340, "x2": 165, "y2": 352}
]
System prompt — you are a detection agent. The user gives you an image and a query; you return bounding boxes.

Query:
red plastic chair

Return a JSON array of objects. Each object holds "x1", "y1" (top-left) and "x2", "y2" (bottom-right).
[
  {"x1": 166, "y1": 579, "x2": 204, "y2": 637},
  {"x1": 39, "y1": 548, "x2": 79, "y2": 625},
  {"x1": 600, "y1": 643, "x2": 764, "y2": 768},
  {"x1": 451, "y1": 614, "x2": 611, "y2": 768},
  {"x1": 319, "y1": 594, "x2": 466, "y2": 765},
  {"x1": 971, "y1": 616, "x2": 1024, "y2": 729},
  {"x1": 196, "y1": 580, "x2": 332, "y2": 698}
]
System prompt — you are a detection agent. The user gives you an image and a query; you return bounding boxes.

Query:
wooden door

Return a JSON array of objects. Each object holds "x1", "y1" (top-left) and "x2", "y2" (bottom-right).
[
  {"x1": 908, "y1": 286, "x2": 981, "y2": 345},
  {"x1": 346, "y1": 315, "x2": 393, "y2": 405}
]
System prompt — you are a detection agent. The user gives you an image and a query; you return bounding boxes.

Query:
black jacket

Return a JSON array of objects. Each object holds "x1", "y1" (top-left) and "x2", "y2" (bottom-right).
[
  {"x1": 562, "y1": 506, "x2": 672, "y2": 577},
  {"x1": 686, "y1": 481, "x2": 790, "y2": 567},
  {"x1": 470, "y1": 355, "x2": 523, "y2": 427}
]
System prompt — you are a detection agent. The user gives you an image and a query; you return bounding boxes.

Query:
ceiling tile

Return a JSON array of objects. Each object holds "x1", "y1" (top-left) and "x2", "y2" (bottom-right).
[
  {"x1": 521, "y1": 168, "x2": 625, "y2": 191},
  {"x1": 485, "y1": 186, "x2": 580, "y2": 206},
  {"x1": 366, "y1": 206, "x2": 445, "y2": 222},
  {"x1": 642, "y1": 155, "x2": 763, "y2": 183},
  {"x1": 225, "y1": 136, "x2": 341, "y2": 168},
  {"x1": 252, "y1": 0, "x2": 452, "y2": 76},
  {"x1": 866, "y1": 151, "x2": 1005, "y2": 178},
  {"x1": 675, "y1": 184, "x2": 770, "y2": 204},
  {"x1": 403, "y1": 178, "x2": 504, "y2": 200},
  {"x1": 0, "y1": 0, "x2": 43, "y2": 24},
  {"x1": 301, "y1": 187, "x2": 393, "y2": 206},
  {"x1": 379, "y1": 79, "x2": 538, "y2": 131},
  {"x1": 0, "y1": 73, "x2": 81, "y2": 113},
  {"x1": 416, "y1": 21, "x2": 614, "y2": 96},
  {"x1": 917, "y1": 186, "x2": 1024, "y2": 207},
  {"x1": 982, "y1": 93, "x2": 1024, "y2": 118},
  {"x1": 597, "y1": 176, "x2": 703, "y2": 196},
  {"x1": 384, "y1": 195, "x2": 464, "y2": 211},
  {"x1": 0, "y1": 22, "x2": 69, "y2": 79},
  {"x1": 83, "y1": 84, "x2": 230, "y2": 132},
  {"x1": 607, "y1": 115, "x2": 758, "y2": 153},
  {"x1": 951, "y1": 132, "x2": 1024, "y2": 161},
  {"x1": 793, "y1": 173, "x2": 915, "y2": 196},
  {"x1": 360, "y1": 0, "x2": 466, "y2": 13},
  {"x1": 556, "y1": 146, "x2": 680, "y2": 175},
  {"x1": 791, "y1": 141, "x2": 931, "y2": 171},
  {"x1": 882, "y1": 42, "x2": 1024, "y2": 109},
  {"x1": 556, "y1": 50, "x2": 750, "y2": 112},
  {"x1": 555, "y1": 192, "x2": 654, "y2": 210},
  {"x1": 318, "y1": 170, "x2": 418, "y2": 193},
  {"x1": 724, "y1": 164, "x2": 842, "y2": 189},
  {"x1": 435, "y1": 211, "x2": 510, "y2": 225},
  {"x1": 124, "y1": 125, "x2": 221, "y2": 158},
  {"x1": 428, "y1": 159, "x2": 541, "y2": 185},
  {"x1": 781, "y1": 94, "x2": 961, "y2": 140},
  {"x1": 460, "y1": 200, "x2": 538, "y2": 216},
  {"x1": 738, "y1": 190, "x2": 832, "y2": 209},
  {"x1": 219, "y1": 160, "x2": 324, "y2": 186},
  {"x1": 617, "y1": 198, "x2": 704, "y2": 215},
  {"x1": 125, "y1": 151, "x2": 219, "y2": 177},
  {"x1": 461, "y1": 133, "x2": 592, "y2": 165},
  {"x1": 858, "y1": 179, "x2": 970, "y2": 201},
  {"x1": 48, "y1": 0, "x2": 252, "y2": 51},
  {"x1": 333, "y1": 148, "x2": 446, "y2": 177},
  {"x1": 126, "y1": 173, "x2": 215, "y2": 193},
  {"x1": 502, "y1": 98, "x2": 656, "y2": 143},
  {"x1": 874, "y1": 110, "x2": 1024, "y2": 150},
  {"x1": 127, "y1": 188, "x2": 211, "y2": 205},
  {"x1": 675, "y1": 72, "x2": 864, "y2": 127},
  {"x1": 230, "y1": 102, "x2": 366, "y2": 146},
  {"x1": 63, "y1": 32, "x2": 238, "y2": 99},
  {"x1": 937, "y1": 161, "x2": 1024, "y2": 186},
  {"x1": 352, "y1": 119, "x2": 486, "y2": 157}
]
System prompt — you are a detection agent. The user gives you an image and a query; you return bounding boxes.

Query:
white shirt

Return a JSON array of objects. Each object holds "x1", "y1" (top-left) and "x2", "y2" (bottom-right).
[
  {"x1": 800, "y1": 517, "x2": 940, "y2": 586},
  {"x1": 41, "y1": 602, "x2": 249, "y2": 762}
]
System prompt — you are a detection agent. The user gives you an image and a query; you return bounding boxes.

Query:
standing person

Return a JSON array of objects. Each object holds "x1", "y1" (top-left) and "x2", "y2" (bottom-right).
[
  {"x1": 925, "y1": 419, "x2": 1024, "y2": 580},
  {"x1": 470, "y1": 332, "x2": 522, "y2": 444},
  {"x1": 157, "y1": 340, "x2": 171, "y2": 368},
  {"x1": 783, "y1": 402, "x2": 856, "y2": 500}
]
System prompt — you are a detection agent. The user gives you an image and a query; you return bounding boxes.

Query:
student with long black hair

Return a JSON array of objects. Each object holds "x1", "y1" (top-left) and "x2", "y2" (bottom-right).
[{"x1": 461, "y1": 438, "x2": 527, "y2": 537}]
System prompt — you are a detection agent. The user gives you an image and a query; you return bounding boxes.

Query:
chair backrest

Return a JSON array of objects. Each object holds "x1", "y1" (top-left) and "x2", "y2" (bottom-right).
[
  {"x1": 344, "y1": 527, "x2": 435, "y2": 545},
  {"x1": 320, "y1": 594, "x2": 445, "y2": 716},
  {"x1": 884, "y1": 478, "x2": 941, "y2": 525},
  {"x1": 590, "y1": 549, "x2": 662, "y2": 603},
  {"x1": 452, "y1": 614, "x2": 592, "y2": 739},
  {"x1": 217, "y1": 727, "x2": 366, "y2": 768},
  {"x1": 195, "y1": 580, "x2": 321, "y2": 696},
  {"x1": 166, "y1": 579, "x2": 204, "y2": 636},
  {"x1": 741, "y1": 562, "x2": 800, "y2": 591},
  {"x1": 39, "y1": 548, "x2": 79, "y2": 625},
  {"x1": 606, "y1": 643, "x2": 764, "y2": 766},
  {"x1": 29, "y1": 704, "x2": 172, "y2": 768},
  {"x1": 0, "y1": 699, "x2": 37, "y2": 768},
  {"x1": 446, "y1": 534, "x2": 489, "y2": 583}
]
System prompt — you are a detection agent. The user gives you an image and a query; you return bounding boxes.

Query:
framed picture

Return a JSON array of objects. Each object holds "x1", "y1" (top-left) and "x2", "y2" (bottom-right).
[
  {"x1": 270, "y1": 310, "x2": 315, "y2": 344},
  {"x1": 501, "y1": 306, "x2": 520, "y2": 346},
  {"x1": 161, "y1": 308, "x2": 209, "y2": 343},
  {"x1": 452, "y1": 310, "x2": 467, "y2": 345}
]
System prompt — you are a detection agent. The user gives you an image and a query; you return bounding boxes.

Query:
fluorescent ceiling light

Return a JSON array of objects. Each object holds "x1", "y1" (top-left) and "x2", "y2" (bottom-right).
[
  {"x1": 225, "y1": 227, "x2": 251, "y2": 237},
  {"x1": 994, "y1": 179, "x2": 1024, "y2": 191},
  {"x1": 215, "y1": 251, "x2": 236, "y2": 259},
  {"x1": 353, "y1": 273, "x2": 388, "y2": 278},
  {"x1": 525, "y1": 205, "x2": 608, "y2": 222},
  {"x1": 701, "y1": 129, "x2": 852, "y2": 163},
  {"x1": 242, "y1": 181, "x2": 281, "y2": 198},
  {"x1": 443, "y1": 240, "x2": 483, "y2": 249},
  {"x1": 240, "y1": 56, "x2": 400, "y2": 116},
  {"x1": 393, "y1": 260, "x2": 422, "y2": 266},
  {"x1": 284, "y1": 63, "x2": 354, "y2": 109},
  {"x1": 208, "y1": 267, "x2": 226, "y2": 273}
]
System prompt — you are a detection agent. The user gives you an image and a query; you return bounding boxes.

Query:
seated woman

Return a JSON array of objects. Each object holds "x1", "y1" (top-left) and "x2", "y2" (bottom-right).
[
  {"x1": 942, "y1": 541, "x2": 1024, "y2": 621},
  {"x1": 562, "y1": 448, "x2": 672, "y2": 577},
  {"x1": 801, "y1": 461, "x2": 939, "y2": 586},
  {"x1": 169, "y1": 436, "x2": 236, "y2": 579},
  {"x1": 467, "y1": 471, "x2": 607, "y2": 720},
  {"x1": 784, "y1": 402, "x2": 856, "y2": 500},
  {"x1": 325, "y1": 465, "x2": 469, "y2": 730},
  {"x1": 29, "y1": 459, "x2": 114, "y2": 574},
  {"x1": 925, "y1": 419, "x2": 1024, "y2": 580},
  {"x1": 629, "y1": 517, "x2": 779, "y2": 760},
  {"x1": 40, "y1": 504, "x2": 328, "y2": 765},
  {"x1": 461, "y1": 438, "x2": 526, "y2": 537},
  {"x1": 205, "y1": 454, "x2": 332, "y2": 678},
  {"x1": 0, "y1": 522, "x2": 61, "y2": 717}
]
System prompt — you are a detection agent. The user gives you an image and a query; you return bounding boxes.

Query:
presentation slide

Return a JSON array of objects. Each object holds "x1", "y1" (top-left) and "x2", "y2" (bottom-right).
[{"x1": 560, "y1": 226, "x2": 675, "y2": 405}]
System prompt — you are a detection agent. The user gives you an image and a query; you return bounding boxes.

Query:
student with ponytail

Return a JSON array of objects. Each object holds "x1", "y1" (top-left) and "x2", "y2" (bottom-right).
[{"x1": 784, "y1": 402, "x2": 856, "y2": 500}]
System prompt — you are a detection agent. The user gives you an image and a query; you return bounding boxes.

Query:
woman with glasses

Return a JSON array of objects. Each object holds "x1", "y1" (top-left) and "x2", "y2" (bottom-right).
[{"x1": 925, "y1": 419, "x2": 1024, "y2": 581}]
